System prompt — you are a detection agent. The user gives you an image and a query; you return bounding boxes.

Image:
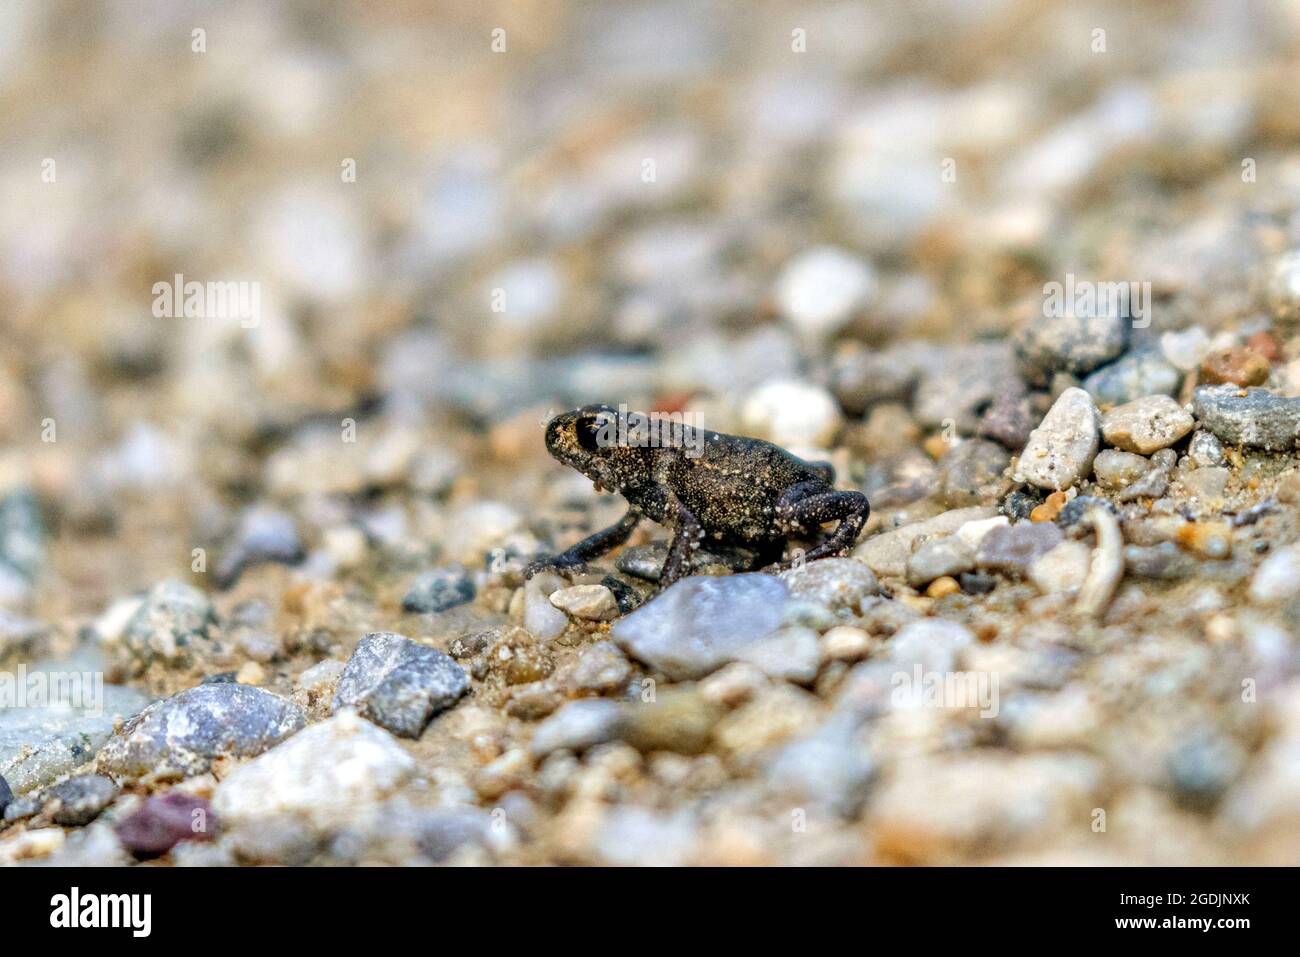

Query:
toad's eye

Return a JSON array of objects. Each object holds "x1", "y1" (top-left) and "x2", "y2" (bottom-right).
[{"x1": 576, "y1": 415, "x2": 604, "y2": 452}]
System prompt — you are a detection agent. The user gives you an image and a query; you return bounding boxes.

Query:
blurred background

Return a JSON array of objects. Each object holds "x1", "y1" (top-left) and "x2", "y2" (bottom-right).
[{"x1": 2, "y1": 0, "x2": 1300, "y2": 605}]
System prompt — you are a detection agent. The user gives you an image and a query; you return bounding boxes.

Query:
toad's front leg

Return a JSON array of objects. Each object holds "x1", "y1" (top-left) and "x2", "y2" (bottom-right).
[
  {"x1": 525, "y1": 507, "x2": 642, "y2": 579},
  {"x1": 659, "y1": 495, "x2": 705, "y2": 588}
]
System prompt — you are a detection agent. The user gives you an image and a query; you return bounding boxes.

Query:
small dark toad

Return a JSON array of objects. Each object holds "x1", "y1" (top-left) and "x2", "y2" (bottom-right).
[{"x1": 526, "y1": 404, "x2": 870, "y2": 586}]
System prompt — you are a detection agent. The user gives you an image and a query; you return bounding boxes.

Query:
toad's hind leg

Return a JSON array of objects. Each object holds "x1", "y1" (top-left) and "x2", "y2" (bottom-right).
[{"x1": 770, "y1": 483, "x2": 870, "y2": 571}]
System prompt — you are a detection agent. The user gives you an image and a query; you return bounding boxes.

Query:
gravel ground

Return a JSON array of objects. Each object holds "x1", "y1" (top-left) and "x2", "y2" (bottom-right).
[{"x1": 3, "y1": 0, "x2": 1300, "y2": 866}]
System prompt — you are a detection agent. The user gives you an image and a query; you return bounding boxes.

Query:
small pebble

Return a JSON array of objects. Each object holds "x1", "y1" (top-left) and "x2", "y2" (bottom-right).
[
  {"x1": 1265, "y1": 249, "x2": 1300, "y2": 323},
  {"x1": 1187, "y1": 429, "x2": 1226, "y2": 467},
  {"x1": 45, "y1": 773, "x2": 118, "y2": 826},
  {"x1": 332, "y1": 631, "x2": 470, "y2": 738},
  {"x1": 1055, "y1": 495, "x2": 1115, "y2": 530},
  {"x1": 121, "y1": 579, "x2": 218, "y2": 668},
  {"x1": 977, "y1": 388, "x2": 1036, "y2": 450},
  {"x1": 1100, "y1": 395, "x2": 1194, "y2": 454},
  {"x1": 1116, "y1": 463, "x2": 1170, "y2": 502},
  {"x1": 734, "y1": 626, "x2": 820, "y2": 685},
  {"x1": 819, "y1": 626, "x2": 872, "y2": 662},
  {"x1": 1028, "y1": 540, "x2": 1092, "y2": 595},
  {"x1": 569, "y1": 641, "x2": 632, "y2": 694},
  {"x1": 1192, "y1": 386, "x2": 1300, "y2": 451},
  {"x1": 215, "y1": 508, "x2": 304, "y2": 588},
  {"x1": 618, "y1": 687, "x2": 721, "y2": 755},
  {"x1": 529, "y1": 700, "x2": 622, "y2": 756},
  {"x1": 774, "y1": 246, "x2": 876, "y2": 339},
  {"x1": 1082, "y1": 348, "x2": 1181, "y2": 406},
  {"x1": 1199, "y1": 346, "x2": 1270, "y2": 387},
  {"x1": 1176, "y1": 522, "x2": 1232, "y2": 560},
  {"x1": 1124, "y1": 542, "x2": 1199, "y2": 579},
  {"x1": 1160, "y1": 327, "x2": 1212, "y2": 371},
  {"x1": 905, "y1": 536, "x2": 975, "y2": 586},
  {"x1": 1178, "y1": 466, "x2": 1230, "y2": 502},
  {"x1": 523, "y1": 572, "x2": 569, "y2": 640},
  {"x1": 115, "y1": 792, "x2": 215, "y2": 858},
  {"x1": 1029, "y1": 490, "x2": 1068, "y2": 522},
  {"x1": 401, "y1": 566, "x2": 476, "y2": 614},
  {"x1": 925, "y1": 576, "x2": 961, "y2": 598},
  {"x1": 549, "y1": 584, "x2": 619, "y2": 621},
  {"x1": 1249, "y1": 545, "x2": 1300, "y2": 604},
  {"x1": 1093, "y1": 449, "x2": 1151, "y2": 489},
  {"x1": 97, "y1": 683, "x2": 305, "y2": 780},
  {"x1": 1015, "y1": 387, "x2": 1100, "y2": 490},
  {"x1": 938, "y1": 439, "x2": 1011, "y2": 508},
  {"x1": 780, "y1": 558, "x2": 878, "y2": 613},
  {"x1": 740, "y1": 380, "x2": 842, "y2": 448},
  {"x1": 976, "y1": 522, "x2": 1064, "y2": 576},
  {"x1": 1015, "y1": 308, "x2": 1128, "y2": 385}
]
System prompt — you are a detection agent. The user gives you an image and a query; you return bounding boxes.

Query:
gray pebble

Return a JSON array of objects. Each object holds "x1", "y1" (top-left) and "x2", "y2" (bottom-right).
[
  {"x1": 215, "y1": 508, "x2": 304, "y2": 588},
  {"x1": 830, "y1": 341, "x2": 935, "y2": 415},
  {"x1": 780, "y1": 558, "x2": 878, "y2": 614},
  {"x1": 1055, "y1": 495, "x2": 1115, "y2": 530},
  {"x1": 0, "y1": 488, "x2": 44, "y2": 588},
  {"x1": 332, "y1": 631, "x2": 470, "y2": 738},
  {"x1": 1116, "y1": 464, "x2": 1170, "y2": 502},
  {"x1": 611, "y1": 573, "x2": 789, "y2": 680},
  {"x1": 1167, "y1": 731, "x2": 1244, "y2": 812},
  {"x1": 977, "y1": 388, "x2": 1036, "y2": 450},
  {"x1": 906, "y1": 536, "x2": 976, "y2": 586},
  {"x1": 977, "y1": 522, "x2": 1064, "y2": 576},
  {"x1": 401, "y1": 566, "x2": 476, "y2": 613},
  {"x1": 765, "y1": 716, "x2": 875, "y2": 816},
  {"x1": 938, "y1": 439, "x2": 1011, "y2": 508},
  {"x1": 734, "y1": 626, "x2": 820, "y2": 684},
  {"x1": 529, "y1": 699, "x2": 622, "y2": 756},
  {"x1": 0, "y1": 772, "x2": 11, "y2": 817},
  {"x1": 97, "y1": 683, "x2": 305, "y2": 779},
  {"x1": 569, "y1": 641, "x2": 633, "y2": 694},
  {"x1": 46, "y1": 773, "x2": 119, "y2": 826},
  {"x1": 122, "y1": 579, "x2": 218, "y2": 668},
  {"x1": 1081, "y1": 347, "x2": 1181, "y2": 406},
  {"x1": 914, "y1": 341, "x2": 1020, "y2": 432},
  {"x1": 1192, "y1": 385, "x2": 1300, "y2": 451},
  {"x1": 1124, "y1": 543, "x2": 1199, "y2": 579},
  {"x1": 1015, "y1": 309, "x2": 1128, "y2": 386}
]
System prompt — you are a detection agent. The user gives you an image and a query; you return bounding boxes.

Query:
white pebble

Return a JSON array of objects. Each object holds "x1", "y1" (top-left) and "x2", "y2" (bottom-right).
[{"x1": 774, "y1": 246, "x2": 876, "y2": 339}]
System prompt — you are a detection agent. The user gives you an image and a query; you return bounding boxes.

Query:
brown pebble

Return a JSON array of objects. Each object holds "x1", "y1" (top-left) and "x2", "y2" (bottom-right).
[
  {"x1": 1175, "y1": 522, "x2": 1233, "y2": 560},
  {"x1": 1246, "y1": 330, "x2": 1283, "y2": 364},
  {"x1": 1030, "y1": 490, "x2": 1068, "y2": 522},
  {"x1": 923, "y1": 434, "x2": 952, "y2": 460},
  {"x1": 926, "y1": 576, "x2": 961, "y2": 598},
  {"x1": 1277, "y1": 469, "x2": 1300, "y2": 504},
  {"x1": 1199, "y1": 346, "x2": 1270, "y2": 386}
]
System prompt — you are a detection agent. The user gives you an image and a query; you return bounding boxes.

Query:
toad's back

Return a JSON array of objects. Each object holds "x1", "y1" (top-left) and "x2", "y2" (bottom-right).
[{"x1": 648, "y1": 426, "x2": 831, "y2": 544}]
